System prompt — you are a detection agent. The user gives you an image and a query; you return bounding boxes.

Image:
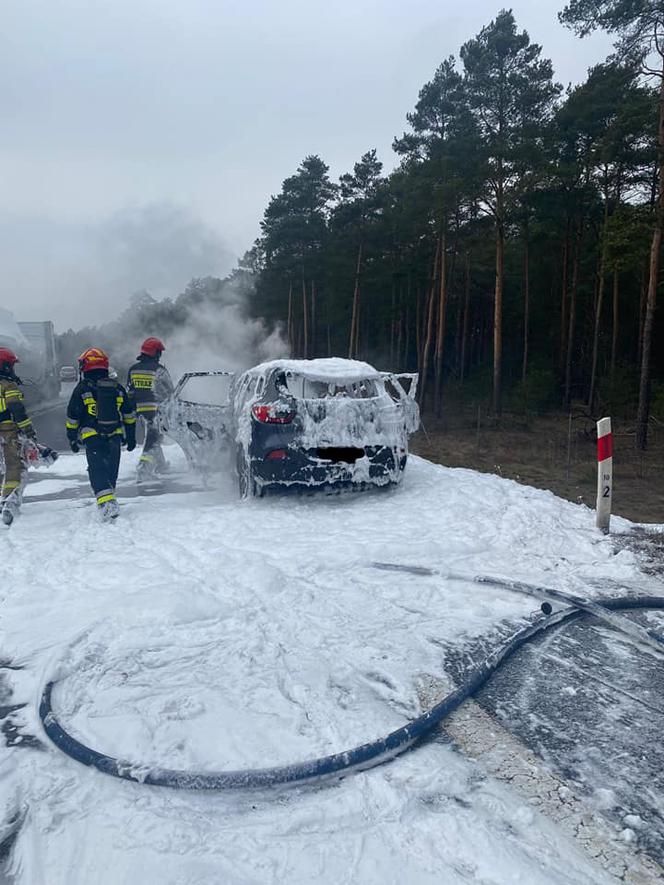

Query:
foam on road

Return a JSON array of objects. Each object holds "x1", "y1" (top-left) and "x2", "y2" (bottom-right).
[{"x1": 1, "y1": 451, "x2": 661, "y2": 883}]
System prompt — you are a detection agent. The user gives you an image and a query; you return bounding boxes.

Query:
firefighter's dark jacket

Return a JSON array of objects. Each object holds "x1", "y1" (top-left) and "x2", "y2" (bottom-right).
[
  {"x1": 127, "y1": 355, "x2": 174, "y2": 415},
  {"x1": 0, "y1": 370, "x2": 35, "y2": 438},
  {"x1": 66, "y1": 371, "x2": 136, "y2": 446}
]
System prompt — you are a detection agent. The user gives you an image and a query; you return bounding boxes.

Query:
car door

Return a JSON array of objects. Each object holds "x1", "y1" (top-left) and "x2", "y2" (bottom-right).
[
  {"x1": 381, "y1": 373, "x2": 420, "y2": 434},
  {"x1": 160, "y1": 370, "x2": 235, "y2": 453}
]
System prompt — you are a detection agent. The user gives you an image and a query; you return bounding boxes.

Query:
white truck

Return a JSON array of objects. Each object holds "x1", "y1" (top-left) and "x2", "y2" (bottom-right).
[{"x1": 0, "y1": 309, "x2": 60, "y2": 404}]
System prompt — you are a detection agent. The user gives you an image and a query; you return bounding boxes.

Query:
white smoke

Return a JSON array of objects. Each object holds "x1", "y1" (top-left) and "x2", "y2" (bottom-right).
[
  {"x1": 0, "y1": 203, "x2": 236, "y2": 329},
  {"x1": 162, "y1": 303, "x2": 288, "y2": 383},
  {"x1": 100, "y1": 205, "x2": 235, "y2": 306},
  {"x1": 92, "y1": 274, "x2": 289, "y2": 388}
]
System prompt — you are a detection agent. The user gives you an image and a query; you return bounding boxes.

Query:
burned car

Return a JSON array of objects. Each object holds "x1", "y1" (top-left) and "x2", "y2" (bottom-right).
[
  {"x1": 158, "y1": 371, "x2": 235, "y2": 478},
  {"x1": 232, "y1": 358, "x2": 419, "y2": 497}
]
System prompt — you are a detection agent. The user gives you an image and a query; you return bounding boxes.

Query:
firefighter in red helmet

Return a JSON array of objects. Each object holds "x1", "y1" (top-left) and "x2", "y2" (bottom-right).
[
  {"x1": 66, "y1": 348, "x2": 136, "y2": 521},
  {"x1": 126, "y1": 337, "x2": 173, "y2": 483},
  {"x1": 0, "y1": 347, "x2": 41, "y2": 525}
]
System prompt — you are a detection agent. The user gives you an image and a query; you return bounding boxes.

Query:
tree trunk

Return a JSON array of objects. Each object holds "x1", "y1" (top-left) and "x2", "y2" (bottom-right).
[
  {"x1": 294, "y1": 318, "x2": 301, "y2": 359},
  {"x1": 419, "y1": 237, "x2": 441, "y2": 407},
  {"x1": 404, "y1": 304, "x2": 410, "y2": 371},
  {"x1": 396, "y1": 302, "x2": 403, "y2": 371},
  {"x1": 434, "y1": 229, "x2": 447, "y2": 416},
  {"x1": 419, "y1": 286, "x2": 430, "y2": 370},
  {"x1": 390, "y1": 282, "x2": 397, "y2": 364},
  {"x1": 564, "y1": 221, "x2": 583, "y2": 409},
  {"x1": 637, "y1": 264, "x2": 647, "y2": 366},
  {"x1": 415, "y1": 289, "x2": 422, "y2": 369},
  {"x1": 610, "y1": 268, "x2": 619, "y2": 381},
  {"x1": 310, "y1": 280, "x2": 316, "y2": 357},
  {"x1": 493, "y1": 222, "x2": 504, "y2": 415},
  {"x1": 559, "y1": 223, "x2": 570, "y2": 373},
  {"x1": 637, "y1": 225, "x2": 662, "y2": 449},
  {"x1": 301, "y1": 273, "x2": 308, "y2": 359},
  {"x1": 460, "y1": 251, "x2": 471, "y2": 384},
  {"x1": 588, "y1": 187, "x2": 610, "y2": 409},
  {"x1": 521, "y1": 230, "x2": 530, "y2": 385},
  {"x1": 474, "y1": 308, "x2": 483, "y2": 368},
  {"x1": 348, "y1": 242, "x2": 363, "y2": 358},
  {"x1": 287, "y1": 281, "x2": 293, "y2": 357},
  {"x1": 637, "y1": 68, "x2": 664, "y2": 450}
]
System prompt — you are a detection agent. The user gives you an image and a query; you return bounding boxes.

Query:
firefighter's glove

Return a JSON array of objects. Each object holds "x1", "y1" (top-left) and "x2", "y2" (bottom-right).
[
  {"x1": 69, "y1": 440, "x2": 80, "y2": 454},
  {"x1": 40, "y1": 446, "x2": 59, "y2": 467},
  {"x1": 125, "y1": 429, "x2": 136, "y2": 452},
  {"x1": 126, "y1": 440, "x2": 136, "y2": 452}
]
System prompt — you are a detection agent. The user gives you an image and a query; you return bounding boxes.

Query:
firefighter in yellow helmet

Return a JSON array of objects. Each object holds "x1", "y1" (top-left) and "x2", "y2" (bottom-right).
[{"x1": 0, "y1": 347, "x2": 39, "y2": 525}]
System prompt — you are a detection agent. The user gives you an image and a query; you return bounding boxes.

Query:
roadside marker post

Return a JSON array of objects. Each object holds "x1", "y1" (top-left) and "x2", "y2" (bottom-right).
[{"x1": 596, "y1": 417, "x2": 612, "y2": 534}]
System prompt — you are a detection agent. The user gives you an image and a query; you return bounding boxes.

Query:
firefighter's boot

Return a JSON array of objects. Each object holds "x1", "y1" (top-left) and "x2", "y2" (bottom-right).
[
  {"x1": 136, "y1": 455, "x2": 156, "y2": 484},
  {"x1": 154, "y1": 448, "x2": 170, "y2": 475},
  {"x1": 1, "y1": 490, "x2": 21, "y2": 526},
  {"x1": 99, "y1": 498, "x2": 119, "y2": 522}
]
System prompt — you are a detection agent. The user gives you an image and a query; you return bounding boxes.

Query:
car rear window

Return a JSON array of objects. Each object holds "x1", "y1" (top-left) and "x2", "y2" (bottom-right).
[{"x1": 280, "y1": 374, "x2": 379, "y2": 400}]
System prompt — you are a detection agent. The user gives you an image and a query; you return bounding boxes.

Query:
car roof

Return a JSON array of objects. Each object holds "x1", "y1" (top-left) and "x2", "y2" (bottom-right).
[{"x1": 246, "y1": 357, "x2": 382, "y2": 383}]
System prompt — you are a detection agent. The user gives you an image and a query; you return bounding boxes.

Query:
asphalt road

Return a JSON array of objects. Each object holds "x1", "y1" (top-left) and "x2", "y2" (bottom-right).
[
  {"x1": 31, "y1": 388, "x2": 72, "y2": 452},
  {"x1": 27, "y1": 391, "x2": 199, "y2": 504},
  {"x1": 444, "y1": 606, "x2": 664, "y2": 870}
]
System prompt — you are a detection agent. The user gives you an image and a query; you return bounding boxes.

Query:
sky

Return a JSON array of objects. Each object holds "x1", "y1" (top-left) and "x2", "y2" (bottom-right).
[{"x1": 1, "y1": 0, "x2": 614, "y2": 330}]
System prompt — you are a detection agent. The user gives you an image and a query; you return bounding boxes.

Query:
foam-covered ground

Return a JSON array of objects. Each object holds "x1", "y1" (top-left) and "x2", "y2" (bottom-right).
[{"x1": 0, "y1": 451, "x2": 652, "y2": 883}]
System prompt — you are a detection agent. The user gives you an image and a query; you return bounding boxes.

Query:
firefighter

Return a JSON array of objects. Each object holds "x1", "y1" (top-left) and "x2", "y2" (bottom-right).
[
  {"x1": 66, "y1": 347, "x2": 136, "y2": 521},
  {"x1": 127, "y1": 337, "x2": 174, "y2": 483},
  {"x1": 0, "y1": 347, "x2": 38, "y2": 525}
]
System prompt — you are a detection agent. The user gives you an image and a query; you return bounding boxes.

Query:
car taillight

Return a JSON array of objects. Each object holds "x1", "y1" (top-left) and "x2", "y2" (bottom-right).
[
  {"x1": 251, "y1": 403, "x2": 295, "y2": 424},
  {"x1": 266, "y1": 449, "x2": 288, "y2": 460}
]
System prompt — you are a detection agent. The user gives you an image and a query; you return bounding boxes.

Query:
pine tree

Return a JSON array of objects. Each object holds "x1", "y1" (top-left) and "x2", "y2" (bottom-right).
[
  {"x1": 393, "y1": 56, "x2": 482, "y2": 410},
  {"x1": 332, "y1": 150, "x2": 384, "y2": 359},
  {"x1": 255, "y1": 156, "x2": 337, "y2": 356},
  {"x1": 461, "y1": 10, "x2": 560, "y2": 415},
  {"x1": 560, "y1": 0, "x2": 664, "y2": 445}
]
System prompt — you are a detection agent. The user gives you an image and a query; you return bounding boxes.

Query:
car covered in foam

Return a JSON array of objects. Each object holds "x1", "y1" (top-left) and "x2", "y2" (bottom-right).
[{"x1": 232, "y1": 358, "x2": 419, "y2": 497}]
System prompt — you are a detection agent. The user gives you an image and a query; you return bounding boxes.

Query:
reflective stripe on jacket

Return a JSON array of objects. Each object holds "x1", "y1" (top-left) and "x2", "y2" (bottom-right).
[
  {"x1": 127, "y1": 357, "x2": 174, "y2": 411},
  {"x1": 0, "y1": 377, "x2": 34, "y2": 436},
  {"x1": 66, "y1": 378, "x2": 136, "y2": 444}
]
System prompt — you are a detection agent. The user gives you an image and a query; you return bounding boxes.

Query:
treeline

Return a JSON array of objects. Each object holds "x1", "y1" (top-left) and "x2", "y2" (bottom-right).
[{"x1": 245, "y1": 5, "x2": 664, "y2": 447}]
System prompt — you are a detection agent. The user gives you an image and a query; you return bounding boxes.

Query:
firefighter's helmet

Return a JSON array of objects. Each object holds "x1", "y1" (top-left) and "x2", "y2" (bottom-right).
[
  {"x1": 140, "y1": 337, "x2": 166, "y2": 358},
  {"x1": 78, "y1": 347, "x2": 109, "y2": 373},
  {"x1": 0, "y1": 347, "x2": 19, "y2": 369}
]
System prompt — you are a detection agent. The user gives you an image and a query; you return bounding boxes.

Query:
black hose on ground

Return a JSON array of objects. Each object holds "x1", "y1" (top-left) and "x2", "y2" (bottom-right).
[
  {"x1": 38, "y1": 595, "x2": 664, "y2": 791},
  {"x1": 371, "y1": 562, "x2": 664, "y2": 655}
]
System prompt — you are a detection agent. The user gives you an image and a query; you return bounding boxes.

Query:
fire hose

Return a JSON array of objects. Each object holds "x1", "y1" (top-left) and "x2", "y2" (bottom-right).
[{"x1": 39, "y1": 573, "x2": 664, "y2": 791}]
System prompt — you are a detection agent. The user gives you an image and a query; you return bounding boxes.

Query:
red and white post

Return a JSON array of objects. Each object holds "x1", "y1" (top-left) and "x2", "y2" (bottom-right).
[{"x1": 596, "y1": 417, "x2": 613, "y2": 534}]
